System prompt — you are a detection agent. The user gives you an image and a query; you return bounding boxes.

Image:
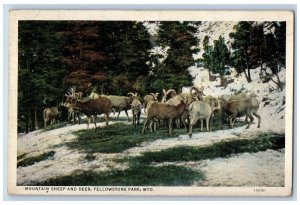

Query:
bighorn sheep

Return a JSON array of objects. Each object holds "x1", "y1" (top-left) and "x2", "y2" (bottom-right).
[
  {"x1": 219, "y1": 96, "x2": 261, "y2": 129},
  {"x1": 164, "y1": 86, "x2": 205, "y2": 129},
  {"x1": 220, "y1": 92, "x2": 250, "y2": 124},
  {"x1": 131, "y1": 97, "x2": 142, "y2": 127},
  {"x1": 188, "y1": 97, "x2": 213, "y2": 137},
  {"x1": 143, "y1": 92, "x2": 159, "y2": 113},
  {"x1": 89, "y1": 92, "x2": 137, "y2": 121},
  {"x1": 43, "y1": 107, "x2": 60, "y2": 128},
  {"x1": 65, "y1": 88, "x2": 112, "y2": 129},
  {"x1": 142, "y1": 100, "x2": 187, "y2": 136}
]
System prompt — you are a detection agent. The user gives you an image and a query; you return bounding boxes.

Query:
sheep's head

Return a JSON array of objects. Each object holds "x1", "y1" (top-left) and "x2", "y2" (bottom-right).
[
  {"x1": 190, "y1": 86, "x2": 205, "y2": 100},
  {"x1": 150, "y1": 92, "x2": 160, "y2": 101},
  {"x1": 130, "y1": 103, "x2": 142, "y2": 115}
]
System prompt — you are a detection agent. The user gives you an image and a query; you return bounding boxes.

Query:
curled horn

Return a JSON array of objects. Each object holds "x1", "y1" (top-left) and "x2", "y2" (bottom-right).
[
  {"x1": 190, "y1": 86, "x2": 199, "y2": 96},
  {"x1": 127, "y1": 92, "x2": 135, "y2": 96},
  {"x1": 165, "y1": 89, "x2": 177, "y2": 97},
  {"x1": 190, "y1": 86, "x2": 205, "y2": 97},
  {"x1": 150, "y1": 93, "x2": 155, "y2": 96}
]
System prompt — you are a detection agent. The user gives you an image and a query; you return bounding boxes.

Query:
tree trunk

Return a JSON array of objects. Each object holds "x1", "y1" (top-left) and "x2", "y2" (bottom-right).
[
  {"x1": 27, "y1": 107, "x2": 32, "y2": 133},
  {"x1": 247, "y1": 67, "x2": 251, "y2": 83},
  {"x1": 242, "y1": 68, "x2": 249, "y2": 81},
  {"x1": 275, "y1": 73, "x2": 283, "y2": 91},
  {"x1": 220, "y1": 74, "x2": 224, "y2": 86},
  {"x1": 25, "y1": 107, "x2": 29, "y2": 134},
  {"x1": 209, "y1": 70, "x2": 215, "y2": 81},
  {"x1": 245, "y1": 52, "x2": 252, "y2": 82},
  {"x1": 34, "y1": 107, "x2": 39, "y2": 130}
]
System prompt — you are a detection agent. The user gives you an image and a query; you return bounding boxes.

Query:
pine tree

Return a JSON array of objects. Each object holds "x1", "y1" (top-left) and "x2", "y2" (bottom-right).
[
  {"x1": 263, "y1": 32, "x2": 284, "y2": 91},
  {"x1": 248, "y1": 23, "x2": 265, "y2": 75},
  {"x1": 201, "y1": 35, "x2": 215, "y2": 81},
  {"x1": 154, "y1": 21, "x2": 200, "y2": 92},
  {"x1": 101, "y1": 21, "x2": 152, "y2": 95},
  {"x1": 274, "y1": 22, "x2": 286, "y2": 68},
  {"x1": 230, "y1": 21, "x2": 254, "y2": 82},
  {"x1": 211, "y1": 36, "x2": 231, "y2": 86}
]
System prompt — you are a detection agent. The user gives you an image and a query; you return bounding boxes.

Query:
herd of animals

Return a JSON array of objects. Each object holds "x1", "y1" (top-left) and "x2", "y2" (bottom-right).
[{"x1": 43, "y1": 86, "x2": 261, "y2": 137}]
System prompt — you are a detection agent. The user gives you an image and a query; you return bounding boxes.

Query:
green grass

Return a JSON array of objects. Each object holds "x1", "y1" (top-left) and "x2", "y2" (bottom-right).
[
  {"x1": 120, "y1": 133, "x2": 285, "y2": 165},
  {"x1": 17, "y1": 151, "x2": 55, "y2": 168},
  {"x1": 29, "y1": 132, "x2": 284, "y2": 186},
  {"x1": 68, "y1": 123, "x2": 187, "y2": 154},
  {"x1": 33, "y1": 164, "x2": 203, "y2": 186},
  {"x1": 27, "y1": 120, "x2": 285, "y2": 186}
]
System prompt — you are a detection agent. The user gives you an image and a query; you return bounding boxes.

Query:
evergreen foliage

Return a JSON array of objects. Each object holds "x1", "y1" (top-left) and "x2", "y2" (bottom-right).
[{"x1": 152, "y1": 21, "x2": 200, "y2": 93}]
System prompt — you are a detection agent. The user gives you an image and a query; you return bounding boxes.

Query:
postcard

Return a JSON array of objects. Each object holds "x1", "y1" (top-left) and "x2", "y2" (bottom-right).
[{"x1": 8, "y1": 10, "x2": 294, "y2": 196}]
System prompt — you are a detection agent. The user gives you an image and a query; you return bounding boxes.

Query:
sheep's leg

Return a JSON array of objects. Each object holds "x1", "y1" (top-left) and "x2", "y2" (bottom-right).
[
  {"x1": 67, "y1": 111, "x2": 71, "y2": 122},
  {"x1": 87, "y1": 117, "x2": 90, "y2": 130},
  {"x1": 200, "y1": 119, "x2": 203, "y2": 131},
  {"x1": 132, "y1": 114, "x2": 135, "y2": 126},
  {"x1": 156, "y1": 120, "x2": 160, "y2": 129},
  {"x1": 253, "y1": 112, "x2": 261, "y2": 128},
  {"x1": 125, "y1": 110, "x2": 130, "y2": 122},
  {"x1": 134, "y1": 115, "x2": 137, "y2": 127},
  {"x1": 137, "y1": 113, "x2": 141, "y2": 125},
  {"x1": 188, "y1": 123, "x2": 193, "y2": 137},
  {"x1": 168, "y1": 118, "x2": 172, "y2": 136},
  {"x1": 185, "y1": 117, "x2": 190, "y2": 132},
  {"x1": 188, "y1": 119, "x2": 197, "y2": 137},
  {"x1": 154, "y1": 120, "x2": 157, "y2": 132},
  {"x1": 153, "y1": 118, "x2": 158, "y2": 132},
  {"x1": 206, "y1": 117, "x2": 210, "y2": 131},
  {"x1": 246, "y1": 114, "x2": 254, "y2": 129},
  {"x1": 188, "y1": 116, "x2": 197, "y2": 137},
  {"x1": 104, "y1": 113, "x2": 109, "y2": 127},
  {"x1": 117, "y1": 111, "x2": 121, "y2": 120},
  {"x1": 149, "y1": 120, "x2": 153, "y2": 132},
  {"x1": 142, "y1": 118, "x2": 150, "y2": 135},
  {"x1": 181, "y1": 116, "x2": 187, "y2": 130},
  {"x1": 94, "y1": 115, "x2": 97, "y2": 129},
  {"x1": 72, "y1": 112, "x2": 75, "y2": 124},
  {"x1": 229, "y1": 117, "x2": 234, "y2": 129},
  {"x1": 175, "y1": 119, "x2": 179, "y2": 128},
  {"x1": 154, "y1": 120, "x2": 158, "y2": 132}
]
